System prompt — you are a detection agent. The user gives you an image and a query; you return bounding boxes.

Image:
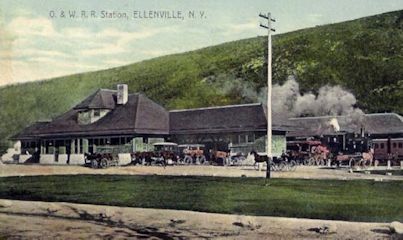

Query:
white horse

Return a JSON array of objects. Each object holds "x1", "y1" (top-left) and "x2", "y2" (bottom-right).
[{"x1": 359, "y1": 148, "x2": 374, "y2": 168}]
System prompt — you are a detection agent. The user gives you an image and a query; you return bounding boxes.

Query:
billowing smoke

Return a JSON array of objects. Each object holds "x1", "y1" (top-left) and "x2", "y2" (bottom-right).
[
  {"x1": 217, "y1": 74, "x2": 364, "y2": 127},
  {"x1": 255, "y1": 76, "x2": 364, "y2": 121},
  {"x1": 257, "y1": 77, "x2": 365, "y2": 132}
]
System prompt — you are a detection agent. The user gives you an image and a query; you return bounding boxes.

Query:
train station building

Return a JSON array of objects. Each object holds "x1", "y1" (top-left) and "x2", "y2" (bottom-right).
[{"x1": 11, "y1": 84, "x2": 288, "y2": 165}]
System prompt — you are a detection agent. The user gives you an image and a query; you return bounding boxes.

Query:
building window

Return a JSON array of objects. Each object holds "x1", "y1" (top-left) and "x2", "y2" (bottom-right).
[
  {"x1": 238, "y1": 134, "x2": 246, "y2": 144},
  {"x1": 46, "y1": 140, "x2": 54, "y2": 154},
  {"x1": 231, "y1": 135, "x2": 238, "y2": 144},
  {"x1": 120, "y1": 137, "x2": 130, "y2": 145},
  {"x1": 399, "y1": 142, "x2": 403, "y2": 148},
  {"x1": 392, "y1": 142, "x2": 397, "y2": 148},
  {"x1": 380, "y1": 143, "x2": 384, "y2": 149},
  {"x1": 374, "y1": 143, "x2": 379, "y2": 149},
  {"x1": 94, "y1": 109, "x2": 100, "y2": 117},
  {"x1": 247, "y1": 133, "x2": 255, "y2": 143},
  {"x1": 111, "y1": 137, "x2": 120, "y2": 145}
]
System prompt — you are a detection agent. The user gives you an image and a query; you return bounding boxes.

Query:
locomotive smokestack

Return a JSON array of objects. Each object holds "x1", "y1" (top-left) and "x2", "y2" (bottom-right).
[{"x1": 329, "y1": 118, "x2": 340, "y2": 132}]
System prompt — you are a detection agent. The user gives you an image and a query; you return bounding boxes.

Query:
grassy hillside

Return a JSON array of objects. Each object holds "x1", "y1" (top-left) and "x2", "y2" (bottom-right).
[{"x1": 0, "y1": 10, "x2": 402, "y2": 152}]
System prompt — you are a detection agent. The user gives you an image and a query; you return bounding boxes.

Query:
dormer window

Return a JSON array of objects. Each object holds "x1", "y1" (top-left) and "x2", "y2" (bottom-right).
[{"x1": 78, "y1": 109, "x2": 110, "y2": 125}]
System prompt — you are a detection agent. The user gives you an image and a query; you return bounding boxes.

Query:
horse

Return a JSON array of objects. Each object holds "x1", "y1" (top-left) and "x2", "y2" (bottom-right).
[
  {"x1": 250, "y1": 150, "x2": 270, "y2": 170},
  {"x1": 131, "y1": 151, "x2": 153, "y2": 165},
  {"x1": 84, "y1": 152, "x2": 101, "y2": 164},
  {"x1": 160, "y1": 151, "x2": 178, "y2": 165},
  {"x1": 359, "y1": 148, "x2": 374, "y2": 167},
  {"x1": 250, "y1": 150, "x2": 268, "y2": 163}
]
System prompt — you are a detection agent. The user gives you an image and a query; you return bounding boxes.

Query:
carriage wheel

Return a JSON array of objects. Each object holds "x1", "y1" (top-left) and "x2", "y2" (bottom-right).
[
  {"x1": 100, "y1": 158, "x2": 108, "y2": 168},
  {"x1": 131, "y1": 157, "x2": 138, "y2": 166},
  {"x1": 230, "y1": 157, "x2": 237, "y2": 166},
  {"x1": 362, "y1": 158, "x2": 372, "y2": 169},
  {"x1": 361, "y1": 160, "x2": 368, "y2": 169},
  {"x1": 349, "y1": 158, "x2": 357, "y2": 168},
  {"x1": 238, "y1": 156, "x2": 246, "y2": 165},
  {"x1": 199, "y1": 155, "x2": 207, "y2": 165},
  {"x1": 159, "y1": 158, "x2": 166, "y2": 168},
  {"x1": 195, "y1": 156, "x2": 201, "y2": 165},
  {"x1": 91, "y1": 159, "x2": 99, "y2": 169},
  {"x1": 184, "y1": 155, "x2": 193, "y2": 165},
  {"x1": 307, "y1": 157, "x2": 314, "y2": 166},
  {"x1": 285, "y1": 162, "x2": 292, "y2": 171},
  {"x1": 232, "y1": 156, "x2": 245, "y2": 166},
  {"x1": 316, "y1": 159, "x2": 325, "y2": 166},
  {"x1": 289, "y1": 160, "x2": 297, "y2": 171},
  {"x1": 278, "y1": 162, "x2": 286, "y2": 171},
  {"x1": 178, "y1": 158, "x2": 185, "y2": 165},
  {"x1": 270, "y1": 162, "x2": 278, "y2": 171}
]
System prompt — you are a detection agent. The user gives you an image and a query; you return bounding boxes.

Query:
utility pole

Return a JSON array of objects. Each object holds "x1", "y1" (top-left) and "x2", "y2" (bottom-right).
[{"x1": 259, "y1": 12, "x2": 275, "y2": 179}]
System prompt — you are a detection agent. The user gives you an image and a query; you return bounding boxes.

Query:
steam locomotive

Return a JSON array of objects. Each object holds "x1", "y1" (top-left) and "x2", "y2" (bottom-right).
[
  {"x1": 320, "y1": 131, "x2": 403, "y2": 165},
  {"x1": 288, "y1": 130, "x2": 403, "y2": 166}
]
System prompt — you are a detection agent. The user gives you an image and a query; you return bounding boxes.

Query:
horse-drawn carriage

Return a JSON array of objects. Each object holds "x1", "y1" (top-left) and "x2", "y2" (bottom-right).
[
  {"x1": 250, "y1": 151, "x2": 297, "y2": 172},
  {"x1": 84, "y1": 146, "x2": 119, "y2": 169},
  {"x1": 130, "y1": 142, "x2": 234, "y2": 166},
  {"x1": 228, "y1": 151, "x2": 247, "y2": 166},
  {"x1": 287, "y1": 140, "x2": 329, "y2": 166},
  {"x1": 333, "y1": 149, "x2": 374, "y2": 168},
  {"x1": 178, "y1": 144, "x2": 207, "y2": 165},
  {"x1": 209, "y1": 150, "x2": 229, "y2": 166},
  {"x1": 286, "y1": 138, "x2": 373, "y2": 168},
  {"x1": 131, "y1": 142, "x2": 179, "y2": 166}
]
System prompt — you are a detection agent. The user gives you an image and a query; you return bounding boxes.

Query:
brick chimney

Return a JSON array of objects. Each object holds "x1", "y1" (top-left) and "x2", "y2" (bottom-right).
[{"x1": 117, "y1": 84, "x2": 128, "y2": 105}]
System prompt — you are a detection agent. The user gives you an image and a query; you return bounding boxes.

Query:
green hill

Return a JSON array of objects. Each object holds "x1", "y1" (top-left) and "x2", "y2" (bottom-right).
[{"x1": 0, "y1": 10, "x2": 402, "y2": 153}]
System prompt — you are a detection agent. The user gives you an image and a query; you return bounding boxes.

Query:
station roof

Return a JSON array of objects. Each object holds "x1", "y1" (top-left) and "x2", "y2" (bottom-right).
[
  {"x1": 169, "y1": 103, "x2": 289, "y2": 134},
  {"x1": 12, "y1": 90, "x2": 169, "y2": 139},
  {"x1": 12, "y1": 88, "x2": 307, "y2": 141}
]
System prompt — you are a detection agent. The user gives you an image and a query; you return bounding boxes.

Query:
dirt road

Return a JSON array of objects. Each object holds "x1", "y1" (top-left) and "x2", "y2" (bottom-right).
[{"x1": 1, "y1": 164, "x2": 402, "y2": 181}]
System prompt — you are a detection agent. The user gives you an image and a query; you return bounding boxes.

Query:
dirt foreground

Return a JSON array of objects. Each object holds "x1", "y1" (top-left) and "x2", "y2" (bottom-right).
[
  {"x1": 1, "y1": 164, "x2": 403, "y2": 181},
  {"x1": 0, "y1": 199, "x2": 398, "y2": 240}
]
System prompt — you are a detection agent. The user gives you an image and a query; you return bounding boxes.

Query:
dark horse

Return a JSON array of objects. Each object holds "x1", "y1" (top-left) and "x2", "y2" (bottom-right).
[
  {"x1": 84, "y1": 152, "x2": 99, "y2": 164},
  {"x1": 131, "y1": 151, "x2": 166, "y2": 167},
  {"x1": 250, "y1": 150, "x2": 272, "y2": 178},
  {"x1": 250, "y1": 150, "x2": 269, "y2": 163}
]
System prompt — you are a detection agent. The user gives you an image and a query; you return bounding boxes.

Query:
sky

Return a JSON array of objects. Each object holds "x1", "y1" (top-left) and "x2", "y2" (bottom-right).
[{"x1": 0, "y1": 0, "x2": 402, "y2": 86}]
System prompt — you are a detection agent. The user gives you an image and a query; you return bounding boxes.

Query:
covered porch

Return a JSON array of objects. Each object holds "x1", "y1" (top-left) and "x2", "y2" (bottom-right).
[{"x1": 19, "y1": 135, "x2": 166, "y2": 165}]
